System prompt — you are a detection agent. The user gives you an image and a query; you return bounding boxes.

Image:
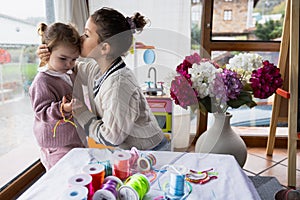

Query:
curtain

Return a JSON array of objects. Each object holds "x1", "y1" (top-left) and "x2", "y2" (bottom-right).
[{"x1": 54, "y1": 0, "x2": 89, "y2": 34}]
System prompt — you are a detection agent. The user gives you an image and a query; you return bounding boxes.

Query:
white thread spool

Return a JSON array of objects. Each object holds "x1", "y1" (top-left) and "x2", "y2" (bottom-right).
[
  {"x1": 68, "y1": 173, "x2": 92, "y2": 187},
  {"x1": 63, "y1": 185, "x2": 88, "y2": 200}
]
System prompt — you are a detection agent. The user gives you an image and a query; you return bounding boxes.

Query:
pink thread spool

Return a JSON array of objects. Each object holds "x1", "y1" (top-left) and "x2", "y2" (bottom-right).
[
  {"x1": 82, "y1": 163, "x2": 105, "y2": 195},
  {"x1": 113, "y1": 151, "x2": 131, "y2": 180}
]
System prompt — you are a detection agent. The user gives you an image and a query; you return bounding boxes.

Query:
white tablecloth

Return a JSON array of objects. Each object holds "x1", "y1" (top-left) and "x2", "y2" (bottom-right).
[{"x1": 18, "y1": 148, "x2": 261, "y2": 200}]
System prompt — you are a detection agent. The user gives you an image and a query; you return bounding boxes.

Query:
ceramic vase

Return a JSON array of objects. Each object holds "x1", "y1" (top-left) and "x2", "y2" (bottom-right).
[{"x1": 195, "y1": 112, "x2": 247, "y2": 167}]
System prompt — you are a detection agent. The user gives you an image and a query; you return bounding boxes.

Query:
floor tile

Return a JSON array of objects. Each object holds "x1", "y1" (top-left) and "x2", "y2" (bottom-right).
[
  {"x1": 247, "y1": 147, "x2": 288, "y2": 162},
  {"x1": 260, "y1": 163, "x2": 300, "y2": 189},
  {"x1": 280, "y1": 150, "x2": 300, "y2": 170},
  {"x1": 243, "y1": 153, "x2": 278, "y2": 174}
]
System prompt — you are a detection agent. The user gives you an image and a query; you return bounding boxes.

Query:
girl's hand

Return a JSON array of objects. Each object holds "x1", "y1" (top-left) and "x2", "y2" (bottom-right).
[
  {"x1": 62, "y1": 96, "x2": 73, "y2": 113},
  {"x1": 36, "y1": 44, "x2": 50, "y2": 66}
]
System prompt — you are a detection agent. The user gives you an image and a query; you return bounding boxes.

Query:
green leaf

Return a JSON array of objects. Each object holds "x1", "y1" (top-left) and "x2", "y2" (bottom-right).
[
  {"x1": 199, "y1": 96, "x2": 212, "y2": 113},
  {"x1": 243, "y1": 83, "x2": 253, "y2": 91},
  {"x1": 227, "y1": 91, "x2": 256, "y2": 109}
]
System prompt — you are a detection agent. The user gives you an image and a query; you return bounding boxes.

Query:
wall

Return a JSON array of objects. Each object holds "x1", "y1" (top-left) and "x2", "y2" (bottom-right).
[{"x1": 88, "y1": 0, "x2": 192, "y2": 88}]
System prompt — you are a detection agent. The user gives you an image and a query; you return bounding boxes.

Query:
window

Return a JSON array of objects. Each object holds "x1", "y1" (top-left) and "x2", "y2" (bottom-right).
[
  {"x1": 224, "y1": 10, "x2": 232, "y2": 20},
  {"x1": 0, "y1": 0, "x2": 46, "y2": 191}
]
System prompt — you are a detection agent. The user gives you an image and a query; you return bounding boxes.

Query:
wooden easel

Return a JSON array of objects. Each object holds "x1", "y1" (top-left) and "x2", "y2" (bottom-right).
[{"x1": 266, "y1": 0, "x2": 299, "y2": 188}]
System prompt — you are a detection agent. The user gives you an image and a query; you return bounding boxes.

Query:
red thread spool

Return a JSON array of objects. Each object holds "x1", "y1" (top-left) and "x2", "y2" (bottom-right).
[
  {"x1": 68, "y1": 173, "x2": 93, "y2": 200},
  {"x1": 83, "y1": 163, "x2": 105, "y2": 196},
  {"x1": 113, "y1": 151, "x2": 131, "y2": 180}
]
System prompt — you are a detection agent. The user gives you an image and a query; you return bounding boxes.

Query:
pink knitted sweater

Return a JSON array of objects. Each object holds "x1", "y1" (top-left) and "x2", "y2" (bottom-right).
[{"x1": 29, "y1": 72, "x2": 84, "y2": 148}]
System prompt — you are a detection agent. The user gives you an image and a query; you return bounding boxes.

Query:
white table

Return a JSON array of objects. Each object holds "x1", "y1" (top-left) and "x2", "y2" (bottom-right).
[{"x1": 18, "y1": 148, "x2": 261, "y2": 200}]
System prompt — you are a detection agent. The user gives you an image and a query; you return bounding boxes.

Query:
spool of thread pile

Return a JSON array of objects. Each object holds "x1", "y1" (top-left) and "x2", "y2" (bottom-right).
[
  {"x1": 93, "y1": 176, "x2": 123, "y2": 200},
  {"x1": 98, "y1": 160, "x2": 112, "y2": 177},
  {"x1": 137, "y1": 153, "x2": 156, "y2": 172},
  {"x1": 166, "y1": 165, "x2": 188, "y2": 200},
  {"x1": 82, "y1": 163, "x2": 105, "y2": 194},
  {"x1": 118, "y1": 174, "x2": 150, "y2": 200},
  {"x1": 68, "y1": 173, "x2": 93, "y2": 200},
  {"x1": 63, "y1": 185, "x2": 88, "y2": 200},
  {"x1": 113, "y1": 151, "x2": 131, "y2": 180}
]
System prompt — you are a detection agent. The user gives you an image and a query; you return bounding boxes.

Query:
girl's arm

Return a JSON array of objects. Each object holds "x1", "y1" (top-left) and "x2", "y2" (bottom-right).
[
  {"x1": 30, "y1": 78, "x2": 63, "y2": 123},
  {"x1": 73, "y1": 82, "x2": 140, "y2": 147}
]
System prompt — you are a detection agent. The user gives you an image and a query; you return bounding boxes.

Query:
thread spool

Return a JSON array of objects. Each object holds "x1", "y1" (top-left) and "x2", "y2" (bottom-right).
[
  {"x1": 137, "y1": 153, "x2": 156, "y2": 172},
  {"x1": 127, "y1": 147, "x2": 140, "y2": 166},
  {"x1": 83, "y1": 163, "x2": 105, "y2": 193},
  {"x1": 93, "y1": 176, "x2": 123, "y2": 200},
  {"x1": 166, "y1": 165, "x2": 188, "y2": 200},
  {"x1": 118, "y1": 174, "x2": 150, "y2": 200},
  {"x1": 98, "y1": 160, "x2": 112, "y2": 177},
  {"x1": 63, "y1": 185, "x2": 88, "y2": 200},
  {"x1": 113, "y1": 151, "x2": 131, "y2": 180},
  {"x1": 68, "y1": 174, "x2": 93, "y2": 200}
]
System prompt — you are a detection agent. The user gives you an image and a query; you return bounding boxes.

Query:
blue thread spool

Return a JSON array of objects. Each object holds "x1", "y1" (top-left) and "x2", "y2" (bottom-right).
[{"x1": 166, "y1": 165, "x2": 188, "y2": 200}]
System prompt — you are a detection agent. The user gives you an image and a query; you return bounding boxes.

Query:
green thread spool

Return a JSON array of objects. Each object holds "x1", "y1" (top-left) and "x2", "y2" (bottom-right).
[
  {"x1": 100, "y1": 160, "x2": 112, "y2": 177},
  {"x1": 118, "y1": 174, "x2": 150, "y2": 200}
]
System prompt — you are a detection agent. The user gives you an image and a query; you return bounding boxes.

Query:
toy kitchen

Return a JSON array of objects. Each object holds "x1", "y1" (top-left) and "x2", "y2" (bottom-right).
[{"x1": 134, "y1": 44, "x2": 173, "y2": 141}]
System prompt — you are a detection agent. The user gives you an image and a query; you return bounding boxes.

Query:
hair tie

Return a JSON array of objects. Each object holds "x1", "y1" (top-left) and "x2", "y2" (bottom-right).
[{"x1": 126, "y1": 17, "x2": 136, "y2": 33}]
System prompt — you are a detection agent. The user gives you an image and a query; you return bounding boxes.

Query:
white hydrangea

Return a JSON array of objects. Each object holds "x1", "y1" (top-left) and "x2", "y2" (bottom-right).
[
  {"x1": 188, "y1": 61, "x2": 222, "y2": 98},
  {"x1": 226, "y1": 53, "x2": 262, "y2": 81}
]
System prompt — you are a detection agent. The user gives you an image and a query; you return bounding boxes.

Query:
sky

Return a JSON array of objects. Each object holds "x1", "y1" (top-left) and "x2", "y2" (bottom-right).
[{"x1": 0, "y1": 0, "x2": 45, "y2": 19}]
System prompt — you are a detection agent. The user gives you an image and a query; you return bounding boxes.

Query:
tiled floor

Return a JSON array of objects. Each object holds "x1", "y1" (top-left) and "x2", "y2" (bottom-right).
[{"x1": 244, "y1": 147, "x2": 300, "y2": 189}]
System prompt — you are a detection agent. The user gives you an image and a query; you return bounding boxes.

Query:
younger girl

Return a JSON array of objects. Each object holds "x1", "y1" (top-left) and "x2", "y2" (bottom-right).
[{"x1": 29, "y1": 22, "x2": 85, "y2": 170}]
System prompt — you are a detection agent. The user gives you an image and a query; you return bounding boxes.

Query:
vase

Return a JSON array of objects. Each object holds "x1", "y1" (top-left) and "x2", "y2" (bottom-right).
[{"x1": 195, "y1": 112, "x2": 247, "y2": 167}]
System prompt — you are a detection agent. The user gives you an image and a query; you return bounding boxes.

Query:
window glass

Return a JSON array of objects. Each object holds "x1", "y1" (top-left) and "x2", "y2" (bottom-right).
[
  {"x1": 224, "y1": 10, "x2": 232, "y2": 21},
  {"x1": 212, "y1": 0, "x2": 286, "y2": 41},
  {"x1": 0, "y1": 0, "x2": 45, "y2": 189}
]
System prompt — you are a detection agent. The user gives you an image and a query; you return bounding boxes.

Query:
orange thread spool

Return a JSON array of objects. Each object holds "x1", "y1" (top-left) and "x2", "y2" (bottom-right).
[
  {"x1": 113, "y1": 151, "x2": 131, "y2": 180},
  {"x1": 82, "y1": 163, "x2": 105, "y2": 197}
]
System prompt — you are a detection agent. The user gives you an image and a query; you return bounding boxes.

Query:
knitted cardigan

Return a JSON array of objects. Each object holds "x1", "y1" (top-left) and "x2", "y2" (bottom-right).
[
  {"x1": 29, "y1": 71, "x2": 85, "y2": 148},
  {"x1": 73, "y1": 60, "x2": 164, "y2": 150}
]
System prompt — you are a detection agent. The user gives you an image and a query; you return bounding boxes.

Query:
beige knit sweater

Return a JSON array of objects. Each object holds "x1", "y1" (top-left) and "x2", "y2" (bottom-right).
[{"x1": 73, "y1": 60, "x2": 164, "y2": 150}]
